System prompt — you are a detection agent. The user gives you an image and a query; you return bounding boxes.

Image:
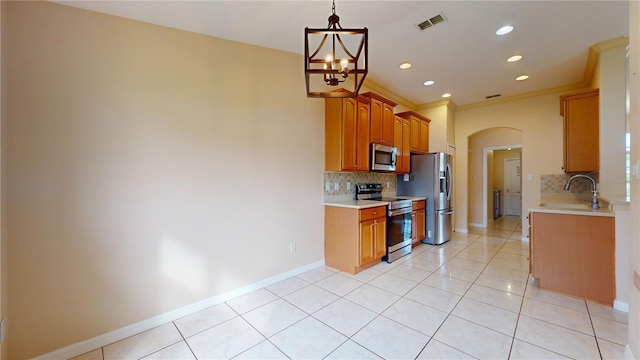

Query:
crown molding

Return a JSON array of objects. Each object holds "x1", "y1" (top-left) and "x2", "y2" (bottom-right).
[
  {"x1": 361, "y1": 79, "x2": 416, "y2": 110},
  {"x1": 456, "y1": 83, "x2": 587, "y2": 111},
  {"x1": 584, "y1": 36, "x2": 629, "y2": 86}
]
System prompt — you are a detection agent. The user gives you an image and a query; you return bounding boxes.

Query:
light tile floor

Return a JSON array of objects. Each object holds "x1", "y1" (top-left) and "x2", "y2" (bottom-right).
[{"x1": 73, "y1": 216, "x2": 628, "y2": 360}]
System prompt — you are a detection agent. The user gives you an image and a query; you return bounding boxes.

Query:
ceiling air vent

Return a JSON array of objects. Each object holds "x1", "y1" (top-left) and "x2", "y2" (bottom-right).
[{"x1": 418, "y1": 13, "x2": 447, "y2": 31}]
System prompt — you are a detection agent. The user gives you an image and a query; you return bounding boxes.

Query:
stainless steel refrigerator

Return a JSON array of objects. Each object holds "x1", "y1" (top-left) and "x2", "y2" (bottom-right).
[{"x1": 397, "y1": 152, "x2": 453, "y2": 245}]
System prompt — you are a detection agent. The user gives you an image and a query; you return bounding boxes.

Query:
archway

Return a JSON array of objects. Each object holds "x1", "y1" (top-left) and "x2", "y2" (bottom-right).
[{"x1": 468, "y1": 127, "x2": 523, "y2": 229}]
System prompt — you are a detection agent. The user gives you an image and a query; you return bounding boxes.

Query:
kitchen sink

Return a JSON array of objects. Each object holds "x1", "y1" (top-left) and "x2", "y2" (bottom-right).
[{"x1": 539, "y1": 202, "x2": 589, "y2": 209}]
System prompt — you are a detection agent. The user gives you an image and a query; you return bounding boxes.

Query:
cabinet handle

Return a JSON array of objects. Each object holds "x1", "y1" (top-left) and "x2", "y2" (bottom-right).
[{"x1": 373, "y1": 211, "x2": 377, "y2": 215}]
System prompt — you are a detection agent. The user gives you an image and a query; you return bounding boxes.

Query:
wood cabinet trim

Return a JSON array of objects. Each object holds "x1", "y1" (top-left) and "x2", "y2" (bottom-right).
[
  {"x1": 396, "y1": 111, "x2": 431, "y2": 123},
  {"x1": 361, "y1": 91, "x2": 398, "y2": 107},
  {"x1": 560, "y1": 89, "x2": 599, "y2": 116}
]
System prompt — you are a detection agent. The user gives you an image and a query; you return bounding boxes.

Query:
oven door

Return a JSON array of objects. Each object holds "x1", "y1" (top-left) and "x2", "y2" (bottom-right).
[{"x1": 387, "y1": 207, "x2": 412, "y2": 253}]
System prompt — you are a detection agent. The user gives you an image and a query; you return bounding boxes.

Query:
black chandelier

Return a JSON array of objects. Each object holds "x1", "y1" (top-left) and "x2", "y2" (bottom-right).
[{"x1": 304, "y1": 0, "x2": 368, "y2": 98}]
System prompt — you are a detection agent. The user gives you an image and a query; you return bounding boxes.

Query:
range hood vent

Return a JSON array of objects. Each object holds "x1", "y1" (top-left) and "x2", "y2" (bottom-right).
[
  {"x1": 418, "y1": 13, "x2": 447, "y2": 31},
  {"x1": 485, "y1": 94, "x2": 502, "y2": 99}
]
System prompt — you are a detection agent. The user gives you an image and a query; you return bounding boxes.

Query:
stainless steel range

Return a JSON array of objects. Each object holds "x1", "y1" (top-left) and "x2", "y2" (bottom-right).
[{"x1": 355, "y1": 183, "x2": 413, "y2": 263}]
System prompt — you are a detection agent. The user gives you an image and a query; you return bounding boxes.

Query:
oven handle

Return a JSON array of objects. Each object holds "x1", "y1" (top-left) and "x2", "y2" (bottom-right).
[{"x1": 388, "y1": 207, "x2": 412, "y2": 217}]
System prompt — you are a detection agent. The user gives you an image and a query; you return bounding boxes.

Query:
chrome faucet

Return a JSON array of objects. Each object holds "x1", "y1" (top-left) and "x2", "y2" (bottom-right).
[{"x1": 563, "y1": 174, "x2": 599, "y2": 210}]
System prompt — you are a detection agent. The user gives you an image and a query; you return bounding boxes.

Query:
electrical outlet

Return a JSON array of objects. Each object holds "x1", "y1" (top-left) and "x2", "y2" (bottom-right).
[
  {"x1": 334, "y1": 183, "x2": 339, "y2": 191},
  {"x1": 289, "y1": 243, "x2": 296, "y2": 253},
  {"x1": 346, "y1": 182, "x2": 351, "y2": 190},
  {"x1": 325, "y1": 182, "x2": 331, "y2": 191}
]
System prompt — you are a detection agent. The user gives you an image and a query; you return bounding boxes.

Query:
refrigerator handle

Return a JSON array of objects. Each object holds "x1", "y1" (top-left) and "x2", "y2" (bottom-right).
[
  {"x1": 446, "y1": 162, "x2": 453, "y2": 200},
  {"x1": 441, "y1": 210, "x2": 454, "y2": 215}
]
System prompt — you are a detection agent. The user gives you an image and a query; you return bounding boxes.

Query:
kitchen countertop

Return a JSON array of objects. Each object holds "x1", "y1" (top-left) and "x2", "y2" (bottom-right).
[
  {"x1": 323, "y1": 196, "x2": 427, "y2": 209},
  {"x1": 528, "y1": 197, "x2": 614, "y2": 217}
]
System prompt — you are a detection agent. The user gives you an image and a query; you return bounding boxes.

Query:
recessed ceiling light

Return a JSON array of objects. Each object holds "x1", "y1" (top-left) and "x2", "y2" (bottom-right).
[
  {"x1": 399, "y1": 62, "x2": 412, "y2": 70},
  {"x1": 496, "y1": 25, "x2": 514, "y2": 36},
  {"x1": 442, "y1": 93, "x2": 452, "y2": 98},
  {"x1": 423, "y1": 80, "x2": 435, "y2": 86},
  {"x1": 516, "y1": 74, "x2": 529, "y2": 81},
  {"x1": 507, "y1": 55, "x2": 523, "y2": 62}
]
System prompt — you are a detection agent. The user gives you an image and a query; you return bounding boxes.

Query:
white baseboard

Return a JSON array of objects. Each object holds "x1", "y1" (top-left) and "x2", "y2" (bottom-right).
[
  {"x1": 625, "y1": 344, "x2": 636, "y2": 360},
  {"x1": 34, "y1": 260, "x2": 325, "y2": 360},
  {"x1": 613, "y1": 300, "x2": 629, "y2": 313},
  {"x1": 455, "y1": 227, "x2": 468, "y2": 233},
  {"x1": 468, "y1": 222, "x2": 485, "y2": 228}
]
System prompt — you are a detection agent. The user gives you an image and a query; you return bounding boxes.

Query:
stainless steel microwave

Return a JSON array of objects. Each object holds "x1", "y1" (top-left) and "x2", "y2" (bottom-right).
[{"x1": 370, "y1": 144, "x2": 397, "y2": 172}]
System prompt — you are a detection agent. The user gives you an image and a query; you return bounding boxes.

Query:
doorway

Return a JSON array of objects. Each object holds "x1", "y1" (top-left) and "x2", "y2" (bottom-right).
[{"x1": 504, "y1": 157, "x2": 522, "y2": 216}]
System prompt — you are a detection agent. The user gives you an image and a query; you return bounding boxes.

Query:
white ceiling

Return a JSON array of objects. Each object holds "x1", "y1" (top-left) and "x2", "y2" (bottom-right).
[{"x1": 56, "y1": 0, "x2": 629, "y2": 106}]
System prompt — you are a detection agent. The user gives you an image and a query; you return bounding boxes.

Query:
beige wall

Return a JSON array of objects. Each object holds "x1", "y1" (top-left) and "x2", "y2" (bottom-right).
[
  {"x1": 455, "y1": 92, "x2": 566, "y2": 235},
  {"x1": 598, "y1": 42, "x2": 629, "y2": 199},
  {"x1": 3, "y1": 2, "x2": 325, "y2": 358},
  {"x1": 420, "y1": 101, "x2": 456, "y2": 155},
  {"x1": 467, "y1": 128, "x2": 521, "y2": 226},
  {"x1": 628, "y1": 1, "x2": 639, "y2": 358}
]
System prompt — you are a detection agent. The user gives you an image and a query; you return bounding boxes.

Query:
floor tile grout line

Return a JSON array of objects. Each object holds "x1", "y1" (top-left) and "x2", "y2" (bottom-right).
[
  {"x1": 167, "y1": 321, "x2": 199, "y2": 360},
  {"x1": 505, "y1": 247, "x2": 528, "y2": 360},
  {"x1": 585, "y1": 298, "x2": 605, "y2": 360},
  {"x1": 411, "y1": 233, "x2": 512, "y2": 359}
]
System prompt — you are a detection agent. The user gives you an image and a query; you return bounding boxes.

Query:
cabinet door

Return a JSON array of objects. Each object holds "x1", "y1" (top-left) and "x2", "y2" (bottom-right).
[
  {"x1": 369, "y1": 98, "x2": 383, "y2": 145},
  {"x1": 341, "y1": 97, "x2": 358, "y2": 171},
  {"x1": 358, "y1": 219, "x2": 375, "y2": 266},
  {"x1": 419, "y1": 120, "x2": 429, "y2": 153},
  {"x1": 417, "y1": 209, "x2": 426, "y2": 241},
  {"x1": 393, "y1": 116, "x2": 405, "y2": 173},
  {"x1": 382, "y1": 103, "x2": 395, "y2": 146},
  {"x1": 374, "y1": 217, "x2": 387, "y2": 259},
  {"x1": 563, "y1": 91, "x2": 599, "y2": 173},
  {"x1": 410, "y1": 116, "x2": 421, "y2": 153},
  {"x1": 411, "y1": 211, "x2": 418, "y2": 243},
  {"x1": 402, "y1": 118, "x2": 411, "y2": 172},
  {"x1": 356, "y1": 101, "x2": 371, "y2": 171}
]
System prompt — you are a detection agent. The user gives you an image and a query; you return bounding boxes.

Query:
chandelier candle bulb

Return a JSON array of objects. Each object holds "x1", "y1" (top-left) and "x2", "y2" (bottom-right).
[{"x1": 340, "y1": 58, "x2": 349, "y2": 72}]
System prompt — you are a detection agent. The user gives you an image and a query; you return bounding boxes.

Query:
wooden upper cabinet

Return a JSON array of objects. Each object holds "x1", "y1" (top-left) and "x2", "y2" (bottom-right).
[
  {"x1": 393, "y1": 115, "x2": 411, "y2": 174},
  {"x1": 325, "y1": 94, "x2": 371, "y2": 172},
  {"x1": 396, "y1": 111, "x2": 431, "y2": 154},
  {"x1": 362, "y1": 92, "x2": 397, "y2": 146},
  {"x1": 560, "y1": 89, "x2": 599, "y2": 173}
]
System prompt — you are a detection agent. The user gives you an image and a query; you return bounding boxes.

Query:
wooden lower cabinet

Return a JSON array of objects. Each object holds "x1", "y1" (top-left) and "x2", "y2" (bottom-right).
[
  {"x1": 411, "y1": 200, "x2": 426, "y2": 246},
  {"x1": 325, "y1": 205, "x2": 387, "y2": 274},
  {"x1": 529, "y1": 212, "x2": 614, "y2": 305}
]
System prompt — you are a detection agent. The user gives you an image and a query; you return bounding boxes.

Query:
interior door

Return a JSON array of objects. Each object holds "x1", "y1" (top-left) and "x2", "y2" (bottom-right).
[{"x1": 504, "y1": 158, "x2": 522, "y2": 216}]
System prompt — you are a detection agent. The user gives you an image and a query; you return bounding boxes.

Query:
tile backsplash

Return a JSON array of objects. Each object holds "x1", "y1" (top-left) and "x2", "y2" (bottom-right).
[
  {"x1": 323, "y1": 172, "x2": 397, "y2": 200},
  {"x1": 540, "y1": 173, "x2": 599, "y2": 198}
]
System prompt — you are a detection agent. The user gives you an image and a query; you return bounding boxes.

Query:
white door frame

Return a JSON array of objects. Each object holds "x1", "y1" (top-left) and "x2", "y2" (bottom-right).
[
  {"x1": 481, "y1": 145, "x2": 522, "y2": 227},
  {"x1": 504, "y1": 157, "x2": 522, "y2": 216}
]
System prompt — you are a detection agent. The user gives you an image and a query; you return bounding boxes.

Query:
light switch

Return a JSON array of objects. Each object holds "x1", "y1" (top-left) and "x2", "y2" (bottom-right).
[
  {"x1": 403, "y1": 174, "x2": 409, "y2": 181},
  {"x1": 527, "y1": 174, "x2": 533, "y2": 181}
]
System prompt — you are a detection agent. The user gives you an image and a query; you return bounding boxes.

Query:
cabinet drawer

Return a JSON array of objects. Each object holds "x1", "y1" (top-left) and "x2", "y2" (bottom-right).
[
  {"x1": 360, "y1": 206, "x2": 386, "y2": 221},
  {"x1": 412, "y1": 200, "x2": 425, "y2": 211}
]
